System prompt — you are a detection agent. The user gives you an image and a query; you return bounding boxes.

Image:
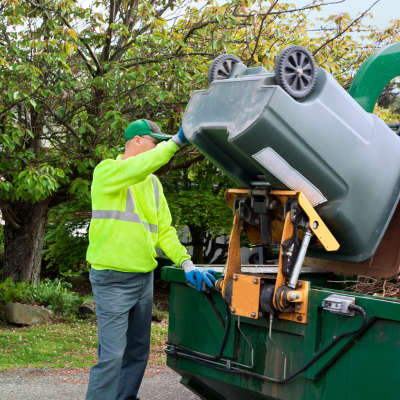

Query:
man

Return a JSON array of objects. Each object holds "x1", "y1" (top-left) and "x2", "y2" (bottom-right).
[{"x1": 85, "y1": 119, "x2": 217, "y2": 400}]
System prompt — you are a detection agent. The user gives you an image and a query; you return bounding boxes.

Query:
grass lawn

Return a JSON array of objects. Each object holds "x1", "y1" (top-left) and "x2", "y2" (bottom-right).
[{"x1": 0, "y1": 315, "x2": 169, "y2": 371}]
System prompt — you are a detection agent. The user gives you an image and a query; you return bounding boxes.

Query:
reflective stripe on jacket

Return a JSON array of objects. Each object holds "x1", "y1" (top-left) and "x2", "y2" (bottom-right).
[{"x1": 86, "y1": 139, "x2": 190, "y2": 273}]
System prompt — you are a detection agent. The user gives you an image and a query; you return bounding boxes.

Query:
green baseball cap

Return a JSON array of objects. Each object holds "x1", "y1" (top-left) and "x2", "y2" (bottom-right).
[{"x1": 124, "y1": 119, "x2": 172, "y2": 142}]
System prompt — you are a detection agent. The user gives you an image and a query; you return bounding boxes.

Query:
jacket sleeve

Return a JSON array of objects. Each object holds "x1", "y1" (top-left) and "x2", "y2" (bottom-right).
[
  {"x1": 156, "y1": 180, "x2": 190, "y2": 267},
  {"x1": 95, "y1": 140, "x2": 179, "y2": 195}
]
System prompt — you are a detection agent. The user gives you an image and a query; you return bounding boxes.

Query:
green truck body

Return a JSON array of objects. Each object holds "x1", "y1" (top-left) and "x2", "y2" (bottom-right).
[{"x1": 163, "y1": 266, "x2": 400, "y2": 400}]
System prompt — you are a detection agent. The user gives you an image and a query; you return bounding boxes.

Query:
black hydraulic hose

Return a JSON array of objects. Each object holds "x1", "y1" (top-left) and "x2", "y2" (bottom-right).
[
  {"x1": 167, "y1": 287, "x2": 231, "y2": 362},
  {"x1": 167, "y1": 304, "x2": 367, "y2": 384}
]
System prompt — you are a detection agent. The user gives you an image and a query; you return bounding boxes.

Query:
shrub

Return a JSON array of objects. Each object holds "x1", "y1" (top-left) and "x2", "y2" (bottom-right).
[
  {"x1": 0, "y1": 278, "x2": 35, "y2": 304},
  {"x1": 32, "y1": 279, "x2": 83, "y2": 315},
  {"x1": 0, "y1": 277, "x2": 83, "y2": 316}
]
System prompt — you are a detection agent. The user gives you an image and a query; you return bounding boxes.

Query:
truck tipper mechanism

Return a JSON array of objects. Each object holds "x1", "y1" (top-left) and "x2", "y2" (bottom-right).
[
  {"x1": 163, "y1": 43, "x2": 400, "y2": 399},
  {"x1": 216, "y1": 188, "x2": 339, "y2": 324}
]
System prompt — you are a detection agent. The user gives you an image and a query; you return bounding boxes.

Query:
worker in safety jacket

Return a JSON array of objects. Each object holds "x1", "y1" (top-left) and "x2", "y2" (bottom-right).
[{"x1": 85, "y1": 119, "x2": 217, "y2": 400}]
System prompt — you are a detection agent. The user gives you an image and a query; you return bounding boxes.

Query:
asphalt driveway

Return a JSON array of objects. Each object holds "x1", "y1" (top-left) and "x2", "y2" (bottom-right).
[{"x1": 0, "y1": 364, "x2": 199, "y2": 400}]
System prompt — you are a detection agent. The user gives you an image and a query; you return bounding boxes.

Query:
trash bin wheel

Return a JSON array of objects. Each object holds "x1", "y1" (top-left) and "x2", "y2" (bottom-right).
[
  {"x1": 275, "y1": 45, "x2": 316, "y2": 98},
  {"x1": 208, "y1": 54, "x2": 242, "y2": 83}
]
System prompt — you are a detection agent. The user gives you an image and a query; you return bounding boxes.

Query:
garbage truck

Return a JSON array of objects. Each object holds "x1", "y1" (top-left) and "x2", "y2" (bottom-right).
[{"x1": 162, "y1": 43, "x2": 400, "y2": 400}]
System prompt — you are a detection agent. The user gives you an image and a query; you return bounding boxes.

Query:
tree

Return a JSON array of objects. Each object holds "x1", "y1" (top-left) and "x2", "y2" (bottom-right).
[
  {"x1": 161, "y1": 154, "x2": 234, "y2": 264},
  {"x1": 377, "y1": 81, "x2": 399, "y2": 109},
  {"x1": 375, "y1": 80, "x2": 400, "y2": 124},
  {"x1": 394, "y1": 96, "x2": 400, "y2": 115},
  {"x1": 1, "y1": 0, "x2": 399, "y2": 282}
]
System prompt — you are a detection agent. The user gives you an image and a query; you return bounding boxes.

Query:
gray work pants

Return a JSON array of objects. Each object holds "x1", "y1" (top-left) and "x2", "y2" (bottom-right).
[{"x1": 85, "y1": 268, "x2": 153, "y2": 400}]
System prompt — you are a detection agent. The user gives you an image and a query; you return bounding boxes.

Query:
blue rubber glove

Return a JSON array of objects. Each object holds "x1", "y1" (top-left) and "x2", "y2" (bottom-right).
[
  {"x1": 182, "y1": 261, "x2": 218, "y2": 291},
  {"x1": 185, "y1": 268, "x2": 218, "y2": 291},
  {"x1": 177, "y1": 126, "x2": 189, "y2": 145}
]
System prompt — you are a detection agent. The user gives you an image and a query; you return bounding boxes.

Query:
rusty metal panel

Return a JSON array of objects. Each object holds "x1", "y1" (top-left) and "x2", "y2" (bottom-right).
[{"x1": 304, "y1": 202, "x2": 400, "y2": 278}]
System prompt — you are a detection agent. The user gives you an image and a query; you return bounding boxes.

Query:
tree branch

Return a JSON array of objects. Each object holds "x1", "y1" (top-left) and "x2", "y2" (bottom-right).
[
  {"x1": 250, "y1": 0, "x2": 279, "y2": 62},
  {"x1": 121, "y1": 52, "x2": 213, "y2": 69},
  {"x1": 101, "y1": 0, "x2": 116, "y2": 64},
  {"x1": 58, "y1": 15, "x2": 102, "y2": 72},
  {"x1": 110, "y1": 0, "x2": 176, "y2": 62},
  {"x1": 173, "y1": 153, "x2": 206, "y2": 170},
  {"x1": 0, "y1": 199, "x2": 22, "y2": 231},
  {"x1": 154, "y1": 153, "x2": 205, "y2": 177},
  {"x1": 312, "y1": 0, "x2": 380, "y2": 56},
  {"x1": 174, "y1": 19, "x2": 216, "y2": 55},
  {"x1": 43, "y1": 103, "x2": 80, "y2": 139},
  {"x1": 25, "y1": 0, "x2": 101, "y2": 73},
  {"x1": 234, "y1": 0, "x2": 346, "y2": 18}
]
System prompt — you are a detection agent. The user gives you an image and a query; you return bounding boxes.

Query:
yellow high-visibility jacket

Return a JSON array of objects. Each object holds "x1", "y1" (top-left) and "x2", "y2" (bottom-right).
[{"x1": 86, "y1": 139, "x2": 190, "y2": 273}]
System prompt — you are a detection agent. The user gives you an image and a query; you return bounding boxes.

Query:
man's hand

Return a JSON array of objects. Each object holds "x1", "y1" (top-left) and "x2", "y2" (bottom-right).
[
  {"x1": 185, "y1": 269, "x2": 218, "y2": 291},
  {"x1": 182, "y1": 260, "x2": 218, "y2": 291},
  {"x1": 177, "y1": 126, "x2": 189, "y2": 144}
]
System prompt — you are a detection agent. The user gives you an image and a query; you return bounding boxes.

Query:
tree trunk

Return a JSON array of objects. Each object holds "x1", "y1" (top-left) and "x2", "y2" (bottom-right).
[
  {"x1": 187, "y1": 224, "x2": 205, "y2": 264},
  {"x1": 204, "y1": 236, "x2": 229, "y2": 264},
  {"x1": 3, "y1": 200, "x2": 51, "y2": 284}
]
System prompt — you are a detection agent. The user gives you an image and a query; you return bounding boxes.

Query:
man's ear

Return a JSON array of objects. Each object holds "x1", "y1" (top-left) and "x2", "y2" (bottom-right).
[{"x1": 125, "y1": 136, "x2": 140, "y2": 150}]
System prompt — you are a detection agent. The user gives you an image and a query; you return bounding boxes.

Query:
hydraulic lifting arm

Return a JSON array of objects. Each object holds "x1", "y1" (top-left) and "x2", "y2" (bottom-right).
[{"x1": 216, "y1": 189, "x2": 339, "y2": 324}]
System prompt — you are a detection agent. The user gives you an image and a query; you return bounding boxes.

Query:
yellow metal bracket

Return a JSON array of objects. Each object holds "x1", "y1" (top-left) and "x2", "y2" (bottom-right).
[
  {"x1": 278, "y1": 281, "x2": 310, "y2": 324},
  {"x1": 219, "y1": 210, "x2": 243, "y2": 298},
  {"x1": 218, "y1": 211, "x2": 261, "y2": 319},
  {"x1": 271, "y1": 191, "x2": 339, "y2": 324},
  {"x1": 231, "y1": 274, "x2": 261, "y2": 319},
  {"x1": 271, "y1": 212, "x2": 311, "y2": 324},
  {"x1": 270, "y1": 190, "x2": 339, "y2": 251}
]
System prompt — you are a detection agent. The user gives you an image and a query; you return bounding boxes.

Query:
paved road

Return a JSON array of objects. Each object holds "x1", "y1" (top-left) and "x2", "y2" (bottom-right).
[{"x1": 0, "y1": 365, "x2": 200, "y2": 400}]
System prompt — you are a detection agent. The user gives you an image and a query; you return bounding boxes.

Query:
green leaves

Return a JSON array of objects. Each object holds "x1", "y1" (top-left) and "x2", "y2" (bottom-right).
[
  {"x1": 69, "y1": 178, "x2": 90, "y2": 197},
  {"x1": 8, "y1": 165, "x2": 63, "y2": 203},
  {"x1": 68, "y1": 28, "x2": 78, "y2": 41},
  {"x1": 104, "y1": 111, "x2": 113, "y2": 120},
  {"x1": 18, "y1": 170, "x2": 29, "y2": 180},
  {"x1": 0, "y1": 0, "x2": 398, "y2": 213},
  {"x1": 0, "y1": 278, "x2": 36, "y2": 305}
]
